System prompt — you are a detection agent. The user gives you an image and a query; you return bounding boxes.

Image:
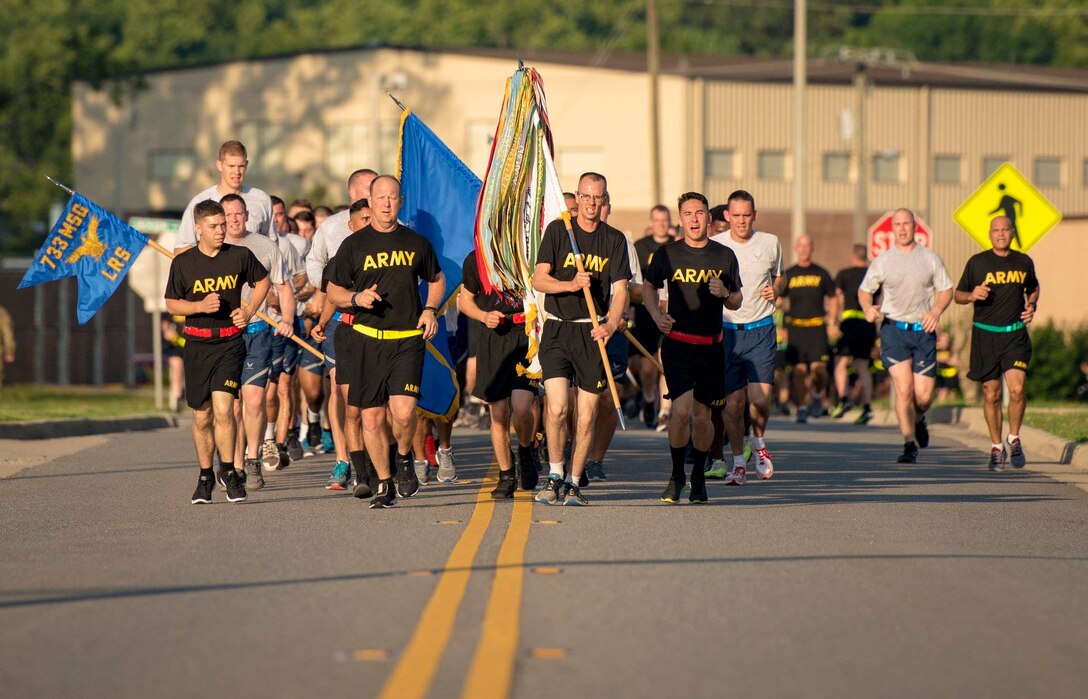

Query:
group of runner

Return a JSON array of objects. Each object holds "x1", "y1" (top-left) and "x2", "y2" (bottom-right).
[{"x1": 166, "y1": 141, "x2": 1041, "y2": 508}]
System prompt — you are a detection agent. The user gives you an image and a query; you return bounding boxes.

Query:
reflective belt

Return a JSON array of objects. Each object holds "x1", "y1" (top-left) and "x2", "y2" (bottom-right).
[
  {"x1": 887, "y1": 319, "x2": 925, "y2": 332},
  {"x1": 786, "y1": 316, "x2": 825, "y2": 328},
  {"x1": 667, "y1": 330, "x2": 723, "y2": 346},
  {"x1": 245, "y1": 320, "x2": 269, "y2": 334},
  {"x1": 722, "y1": 315, "x2": 775, "y2": 331},
  {"x1": 841, "y1": 309, "x2": 867, "y2": 321},
  {"x1": 352, "y1": 323, "x2": 423, "y2": 340},
  {"x1": 508, "y1": 312, "x2": 527, "y2": 325},
  {"x1": 938, "y1": 366, "x2": 958, "y2": 379},
  {"x1": 331, "y1": 311, "x2": 354, "y2": 325},
  {"x1": 973, "y1": 320, "x2": 1025, "y2": 333},
  {"x1": 184, "y1": 325, "x2": 241, "y2": 339}
]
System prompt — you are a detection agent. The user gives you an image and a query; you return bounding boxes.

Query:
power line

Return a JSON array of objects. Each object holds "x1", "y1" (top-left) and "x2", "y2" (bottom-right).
[{"x1": 683, "y1": 0, "x2": 1088, "y2": 18}]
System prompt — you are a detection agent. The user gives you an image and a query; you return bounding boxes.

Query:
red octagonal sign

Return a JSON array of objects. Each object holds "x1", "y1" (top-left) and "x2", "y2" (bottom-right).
[{"x1": 868, "y1": 211, "x2": 932, "y2": 259}]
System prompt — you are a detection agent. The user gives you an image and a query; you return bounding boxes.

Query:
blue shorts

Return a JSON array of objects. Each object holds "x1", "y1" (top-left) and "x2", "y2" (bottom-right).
[
  {"x1": 606, "y1": 331, "x2": 629, "y2": 383},
  {"x1": 281, "y1": 318, "x2": 305, "y2": 377},
  {"x1": 723, "y1": 323, "x2": 777, "y2": 393},
  {"x1": 241, "y1": 327, "x2": 274, "y2": 388},
  {"x1": 300, "y1": 333, "x2": 326, "y2": 376},
  {"x1": 880, "y1": 323, "x2": 937, "y2": 377},
  {"x1": 269, "y1": 333, "x2": 286, "y2": 382},
  {"x1": 322, "y1": 316, "x2": 341, "y2": 373}
]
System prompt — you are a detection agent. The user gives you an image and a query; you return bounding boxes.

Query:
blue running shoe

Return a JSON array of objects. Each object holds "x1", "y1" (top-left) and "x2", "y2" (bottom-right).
[
  {"x1": 320, "y1": 430, "x2": 335, "y2": 455},
  {"x1": 325, "y1": 460, "x2": 351, "y2": 490}
]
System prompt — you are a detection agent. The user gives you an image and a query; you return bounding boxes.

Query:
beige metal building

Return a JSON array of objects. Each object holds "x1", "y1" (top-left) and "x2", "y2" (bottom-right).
[{"x1": 73, "y1": 44, "x2": 1088, "y2": 325}]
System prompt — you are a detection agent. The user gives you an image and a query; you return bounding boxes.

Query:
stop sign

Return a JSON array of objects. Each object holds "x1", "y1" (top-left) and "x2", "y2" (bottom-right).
[{"x1": 868, "y1": 212, "x2": 932, "y2": 259}]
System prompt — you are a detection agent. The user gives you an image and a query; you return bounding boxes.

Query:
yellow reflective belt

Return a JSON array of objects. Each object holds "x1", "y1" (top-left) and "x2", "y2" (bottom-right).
[
  {"x1": 841, "y1": 309, "x2": 867, "y2": 321},
  {"x1": 786, "y1": 316, "x2": 826, "y2": 328},
  {"x1": 352, "y1": 323, "x2": 424, "y2": 340}
]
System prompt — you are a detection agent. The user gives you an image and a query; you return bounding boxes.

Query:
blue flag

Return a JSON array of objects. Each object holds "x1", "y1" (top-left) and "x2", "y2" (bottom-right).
[
  {"x1": 397, "y1": 111, "x2": 483, "y2": 420},
  {"x1": 18, "y1": 193, "x2": 149, "y2": 324}
]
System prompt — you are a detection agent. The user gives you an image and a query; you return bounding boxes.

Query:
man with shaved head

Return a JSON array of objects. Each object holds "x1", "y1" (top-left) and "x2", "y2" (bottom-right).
[{"x1": 954, "y1": 216, "x2": 1040, "y2": 470}]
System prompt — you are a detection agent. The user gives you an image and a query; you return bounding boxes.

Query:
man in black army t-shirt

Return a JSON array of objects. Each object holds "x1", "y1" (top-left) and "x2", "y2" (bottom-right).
[
  {"x1": 644, "y1": 192, "x2": 742, "y2": 505},
  {"x1": 458, "y1": 250, "x2": 540, "y2": 498},
  {"x1": 165, "y1": 200, "x2": 270, "y2": 505},
  {"x1": 831, "y1": 244, "x2": 877, "y2": 424},
  {"x1": 954, "y1": 215, "x2": 1040, "y2": 470},
  {"x1": 326, "y1": 175, "x2": 445, "y2": 509},
  {"x1": 631, "y1": 204, "x2": 675, "y2": 427},
  {"x1": 780, "y1": 234, "x2": 838, "y2": 423},
  {"x1": 532, "y1": 172, "x2": 630, "y2": 507}
]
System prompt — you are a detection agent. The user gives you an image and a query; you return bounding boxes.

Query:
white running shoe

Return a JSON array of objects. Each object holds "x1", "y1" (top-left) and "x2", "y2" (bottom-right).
[
  {"x1": 755, "y1": 447, "x2": 774, "y2": 480},
  {"x1": 725, "y1": 465, "x2": 747, "y2": 486},
  {"x1": 436, "y1": 448, "x2": 457, "y2": 482},
  {"x1": 260, "y1": 439, "x2": 280, "y2": 472}
]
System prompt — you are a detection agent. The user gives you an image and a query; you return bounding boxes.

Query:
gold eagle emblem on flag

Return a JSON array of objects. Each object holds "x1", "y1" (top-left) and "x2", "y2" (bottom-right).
[{"x1": 65, "y1": 216, "x2": 106, "y2": 264}]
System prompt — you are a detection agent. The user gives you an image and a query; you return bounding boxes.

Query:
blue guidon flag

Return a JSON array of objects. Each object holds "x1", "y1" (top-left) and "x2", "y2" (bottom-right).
[{"x1": 19, "y1": 193, "x2": 149, "y2": 323}]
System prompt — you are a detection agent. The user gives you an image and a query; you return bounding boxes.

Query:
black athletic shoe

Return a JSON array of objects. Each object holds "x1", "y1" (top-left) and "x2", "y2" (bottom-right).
[
  {"x1": 896, "y1": 441, "x2": 919, "y2": 464},
  {"x1": 352, "y1": 478, "x2": 373, "y2": 499},
  {"x1": 518, "y1": 450, "x2": 539, "y2": 491},
  {"x1": 306, "y1": 421, "x2": 322, "y2": 448},
  {"x1": 660, "y1": 478, "x2": 685, "y2": 504},
  {"x1": 642, "y1": 401, "x2": 657, "y2": 429},
  {"x1": 577, "y1": 471, "x2": 589, "y2": 488},
  {"x1": 1009, "y1": 437, "x2": 1026, "y2": 468},
  {"x1": 286, "y1": 435, "x2": 304, "y2": 462},
  {"x1": 562, "y1": 483, "x2": 589, "y2": 506},
  {"x1": 688, "y1": 479, "x2": 709, "y2": 504},
  {"x1": 191, "y1": 472, "x2": 214, "y2": 504},
  {"x1": 492, "y1": 471, "x2": 517, "y2": 499},
  {"x1": 370, "y1": 479, "x2": 397, "y2": 509},
  {"x1": 396, "y1": 457, "x2": 420, "y2": 498},
  {"x1": 224, "y1": 469, "x2": 248, "y2": 503},
  {"x1": 915, "y1": 416, "x2": 930, "y2": 448}
]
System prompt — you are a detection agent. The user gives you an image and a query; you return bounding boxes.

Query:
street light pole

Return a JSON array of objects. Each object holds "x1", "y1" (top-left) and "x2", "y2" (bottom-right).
[
  {"x1": 648, "y1": 0, "x2": 662, "y2": 205},
  {"x1": 853, "y1": 61, "x2": 867, "y2": 246}
]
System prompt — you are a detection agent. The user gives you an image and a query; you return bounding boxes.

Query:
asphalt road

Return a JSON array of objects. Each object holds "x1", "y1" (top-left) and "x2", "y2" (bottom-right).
[{"x1": 2, "y1": 414, "x2": 1086, "y2": 698}]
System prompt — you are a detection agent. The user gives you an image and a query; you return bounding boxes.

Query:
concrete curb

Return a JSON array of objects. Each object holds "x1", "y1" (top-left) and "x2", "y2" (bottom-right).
[
  {"x1": 870, "y1": 405, "x2": 1088, "y2": 469},
  {"x1": 0, "y1": 415, "x2": 178, "y2": 440}
]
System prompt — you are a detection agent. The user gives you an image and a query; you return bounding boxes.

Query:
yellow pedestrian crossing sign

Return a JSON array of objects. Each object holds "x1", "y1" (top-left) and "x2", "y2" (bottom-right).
[{"x1": 953, "y1": 162, "x2": 1061, "y2": 253}]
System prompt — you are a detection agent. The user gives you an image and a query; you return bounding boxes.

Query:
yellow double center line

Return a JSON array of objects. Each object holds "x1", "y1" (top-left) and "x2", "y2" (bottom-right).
[{"x1": 377, "y1": 465, "x2": 535, "y2": 699}]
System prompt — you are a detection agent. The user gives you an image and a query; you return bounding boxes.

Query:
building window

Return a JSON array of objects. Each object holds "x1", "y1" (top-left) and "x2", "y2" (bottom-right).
[
  {"x1": 1034, "y1": 157, "x2": 1062, "y2": 187},
  {"x1": 934, "y1": 155, "x2": 961, "y2": 184},
  {"x1": 982, "y1": 156, "x2": 1007, "y2": 179},
  {"x1": 872, "y1": 152, "x2": 900, "y2": 183},
  {"x1": 823, "y1": 152, "x2": 850, "y2": 182},
  {"x1": 149, "y1": 150, "x2": 196, "y2": 181},
  {"x1": 557, "y1": 149, "x2": 604, "y2": 180},
  {"x1": 705, "y1": 149, "x2": 735, "y2": 179},
  {"x1": 236, "y1": 122, "x2": 285, "y2": 179},
  {"x1": 325, "y1": 121, "x2": 398, "y2": 179},
  {"x1": 757, "y1": 150, "x2": 786, "y2": 180}
]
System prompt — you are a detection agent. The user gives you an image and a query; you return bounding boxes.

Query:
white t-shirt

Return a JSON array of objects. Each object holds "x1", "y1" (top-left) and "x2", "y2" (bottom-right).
[
  {"x1": 227, "y1": 233, "x2": 284, "y2": 314},
  {"x1": 859, "y1": 245, "x2": 952, "y2": 323},
  {"x1": 710, "y1": 230, "x2": 783, "y2": 324},
  {"x1": 306, "y1": 210, "x2": 353, "y2": 288},
  {"x1": 174, "y1": 184, "x2": 274, "y2": 249}
]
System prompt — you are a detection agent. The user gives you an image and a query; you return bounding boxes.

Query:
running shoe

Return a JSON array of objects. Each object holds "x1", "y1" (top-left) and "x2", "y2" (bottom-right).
[
  {"x1": 586, "y1": 459, "x2": 607, "y2": 481},
  {"x1": 562, "y1": 483, "x2": 588, "y2": 506},
  {"x1": 352, "y1": 477, "x2": 373, "y2": 499},
  {"x1": 578, "y1": 471, "x2": 589, "y2": 488},
  {"x1": 1008, "y1": 437, "x2": 1026, "y2": 469},
  {"x1": 536, "y1": 475, "x2": 562, "y2": 505},
  {"x1": 811, "y1": 398, "x2": 826, "y2": 418},
  {"x1": 325, "y1": 460, "x2": 351, "y2": 491},
  {"x1": 276, "y1": 444, "x2": 290, "y2": 471},
  {"x1": 286, "y1": 435, "x2": 304, "y2": 462},
  {"x1": 854, "y1": 407, "x2": 874, "y2": 425},
  {"x1": 915, "y1": 416, "x2": 930, "y2": 448},
  {"x1": 755, "y1": 447, "x2": 774, "y2": 480},
  {"x1": 224, "y1": 469, "x2": 247, "y2": 503},
  {"x1": 320, "y1": 430, "x2": 335, "y2": 455},
  {"x1": 642, "y1": 401, "x2": 657, "y2": 429},
  {"x1": 988, "y1": 446, "x2": 1007, "y2": 471},
  {"x1": 743, "y1": 438, "x2": 753, "y2": 465},
  {"x1": 216, "y1": 469, "x2": 228, "y2": 493},
  {"x1": 491, "y1": 471, "x2": 517, "y2": 499},
  {"x1": 725, "y1": 465, "x2": 747, "y2": 486},
  {"x1": 518, "y1": 449, "x2": 539, "y2": 491},
  {"x1": 369, "y1": 479, "x2": 396, "y2": 509},
  {"x1": 796, "y1": 405, "x2": 809, "y2": 424},
  {"x1": 396, "y1": 458, "x2": 420, "y2": 498},
  {"x1": 260, "y1": 439, "x2": 280, "y2": 472},
  {"x1": 897, "y1": 441, "x2": 919, "y2": 464},
  {"x1": 660, "y1": 478, "x2": 685, "y2": 503},
  {"x1": 688, "y1": 479, "x2": 709, "y2": 504},
  {"x1": 191, "y1": 472, "x2": 214, "y2": 504},
  {"x1": 245, "y1": 458, "x2": 265, "y2": 490},
  {"x1": 830, "y1": 400, "x2": 852, "y2": 419},
  {"x1": 436, "y1": 448, "x2": 457, "y2": 482},
  {"x1": 414, "y1": 459, "x2": 430, "y2": 485},
  {"x1": 306, "y1": 420, "x2": 322, "y2": 448},
  {"x1": 704, "y1": 459, "x2": 728, "y2": 479}
]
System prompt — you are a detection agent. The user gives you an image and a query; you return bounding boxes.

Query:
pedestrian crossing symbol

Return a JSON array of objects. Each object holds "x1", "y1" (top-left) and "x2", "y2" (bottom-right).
[{"x1": 953, "y1": 162, "x2": 1061, "y2": 253}]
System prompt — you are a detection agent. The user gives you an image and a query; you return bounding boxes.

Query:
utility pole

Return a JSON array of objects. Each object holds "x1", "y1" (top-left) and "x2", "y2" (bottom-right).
[
  {"x1": 648, "y1": 0, "x2": 662, "y2": 205},
  {"x1": 792, "y1": 0, "x2": 806, "y2": 246}
]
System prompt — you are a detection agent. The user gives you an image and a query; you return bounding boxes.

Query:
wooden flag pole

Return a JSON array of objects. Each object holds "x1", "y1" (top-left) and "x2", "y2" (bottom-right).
[{"x1": 622, "y1": 328, "x2": 664, "y2": 374}]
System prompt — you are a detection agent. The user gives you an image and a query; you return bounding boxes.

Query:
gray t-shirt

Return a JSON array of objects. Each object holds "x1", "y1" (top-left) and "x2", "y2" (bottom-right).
[
  {"x1": 174, "y1": 184, "x2": 274, "y2": 249},
  {"x1": 228, "y1": 233, "x2": 284, "y2": 314},
  {"x1": 859, "y1": 245, "x2": 953, "y2": 323},
  {"x1": 709, "y1": 230, "x2": 783, "y2": 324},
  {"x1": 306, "y1": 210, "x2": 352, "y2": 287}
]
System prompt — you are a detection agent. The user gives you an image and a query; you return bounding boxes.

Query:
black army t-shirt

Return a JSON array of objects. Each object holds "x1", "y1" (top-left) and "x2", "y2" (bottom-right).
[
  {"x1": 165, "y1": 243, "x2": 268, "y2": 341},
  {"x1": 781, "y1": 263, "x2": 835, "y2": 320},
  {"x1": 633, "y1": 235, "x2": 669, "y2": 330},
  {"x1": 536, "y1": 219, "x2": 630, "y2": 321},
  {"x1": 956, "y1": 250, "x2": 1038, "y2": 326},
  {"x1": 834, "y1": 266, "x2": 868, "y2": 313},
  {"x1": 462, "y1": 251, "x2": 523, "y2": 315},
  {"x1": 645, "y1": 239, "x2": 741, "y2": 335},
  {"x1": 328, "y1": 223, "x2": 441, "y2": 330}
]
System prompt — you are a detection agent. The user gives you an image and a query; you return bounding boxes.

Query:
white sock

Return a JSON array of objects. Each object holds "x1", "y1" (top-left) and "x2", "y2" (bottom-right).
[
  {"x1": 549, "y1": 462, "x2": 564, "y2": 479},
  {"x1": 264, "y1": 424, "x2": 275, "y2": 440},
  {"x1": 438, "y1": 446, "x2": 451, "y2": 454},
  {"x1": 1007, "y1": 434, "x2": 1020, "y2": 444},
  {"x1": 993, "y1": 443, "x2": 1004, "y2": 451},
  {"x1": 733, "y1": 454, "x2": 746, "y2": 468},
  {"x1": 750, "y1": 436, "x2": 765, "y2": 450},
  {"x1": 307, "y1": 409, "x2": 320, "y2": 422}
]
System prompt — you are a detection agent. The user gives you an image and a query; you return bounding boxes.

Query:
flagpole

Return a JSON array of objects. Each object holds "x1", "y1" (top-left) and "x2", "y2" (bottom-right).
[
  {"x1": 622, "y1": 328, "x2": 664, "y2": 374},
  {"x1": 560, "y1": 211, "x2": 626, "y2": 430}
]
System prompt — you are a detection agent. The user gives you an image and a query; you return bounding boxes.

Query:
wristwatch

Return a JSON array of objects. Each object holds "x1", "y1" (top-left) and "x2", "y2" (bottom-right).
[{"x1": 424, "y1": 305, "x2": 438, "y2": 313}]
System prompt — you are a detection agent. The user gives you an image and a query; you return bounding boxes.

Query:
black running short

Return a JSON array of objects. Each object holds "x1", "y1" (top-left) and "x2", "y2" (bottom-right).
[
  {"x1": 333, "y1": 319, "x2": 361, "y2": 388},
  {"x1": 838, "y1": 318, "x2": 877, "y2": 360},
  {"x1": 627, "y1": 317, "x2": 663, "y2": 359},
  {"x1": 661, "y1": 337, "x2": 726, "y2": 407},
  {"x1": 968, "y1": 326, "x2": 1032, "y2": 383},
  {"x1": 347, "y1": 331, "x2": 425, "y2": 409},
  {"x1": 472, "y1": 323, "x2": 537, "y2": 402},
  {"x1": 785, "y1": 324, "x2": 831, "y2": 365},
  {"x1": 540, "y1": 319, "x2": 606, "y2": 394},
  {"x1": 183, "y1": 337, "x2": 246, "y2": 409}
]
